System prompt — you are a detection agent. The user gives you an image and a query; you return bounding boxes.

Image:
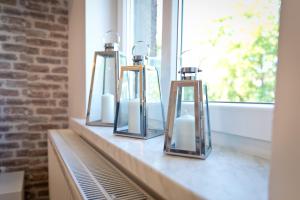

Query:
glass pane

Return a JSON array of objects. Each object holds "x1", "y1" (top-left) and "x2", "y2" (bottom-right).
[
  {"x1": 180, "y1": 0, "x2": 281, "y2": 103},
  {"x1": 89, "y1": 54, "x2": 105, "y2": 122},
  {"x1": 117, "y1": 70, "x2": 141, "y2": 134},
  {"x1": 146, "y1": 67, "x2": 164, "y2": 131},
  {"x1": 132, "y1": 0, "x2": 162, "y2": 72},
  {"x1": 171, "y1": 86, "x2": 196, "y2": 152}
]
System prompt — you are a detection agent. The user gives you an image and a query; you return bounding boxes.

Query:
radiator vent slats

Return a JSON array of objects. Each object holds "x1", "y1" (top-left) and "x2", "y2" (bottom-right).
[{"x1": 53, "y1": 132, "x2": 153, "y2": 200}]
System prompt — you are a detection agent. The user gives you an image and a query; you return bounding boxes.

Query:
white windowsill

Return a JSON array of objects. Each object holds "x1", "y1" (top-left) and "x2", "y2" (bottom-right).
[{"x1": 69, "y1": 118, "x2": 270, "y2": 200}]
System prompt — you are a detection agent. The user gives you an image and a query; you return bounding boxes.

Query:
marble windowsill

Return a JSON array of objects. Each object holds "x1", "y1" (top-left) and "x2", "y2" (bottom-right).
[{"x1": 70, "y1": 118, "x2": 270, "y2": 200}]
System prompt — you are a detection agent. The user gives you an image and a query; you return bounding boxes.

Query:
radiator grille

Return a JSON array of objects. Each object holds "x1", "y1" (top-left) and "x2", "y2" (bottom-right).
[{"x1": 51, "y1": 131, "x2": 153, "y2": 200}]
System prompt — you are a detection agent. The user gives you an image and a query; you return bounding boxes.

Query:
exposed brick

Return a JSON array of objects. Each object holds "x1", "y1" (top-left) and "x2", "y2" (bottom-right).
[
  {"x1": 24, "y1": 90, "x2": 50, "y2": 98},
  {"x1": 51, "y1": 7, "x2": 67, "y2": 15},
  {"x1": 26, "y1": 29, "x2": 47, "y2": 38},
  {"x1": 51, "y1": 116, "x2": 67, "y2": 121},
  {"x1": 0, "y1": 0, "x2": 17, "y2": 6},
  {"x1": 0, "y1": 62, "x2": 10, "y2": 69},
  {"x1": 28, "y1": 82, "x2": 60, "y2": 90},
  {"x1": 6, "y1": 98, "x2": 29, "y2": 105},
  {"x1": 2, "y1": 7, "x2": 22, "y2": 16},
  {"x1": 51, "y1": 66, "x2": 67, "y2": 73},
  {"x1": 30, "y1": 99, "x2": 48, "y2": 106},
  {"x1": 6, "y1": 80, "x2": 28, "y2": 88},
  {"x1": 43, "y1": 74, "x2": 67, "y2": 82},
  {"x1": 1, "y1": 159, "x2": 29, "y2": 167},
  {"x1": 29, "y1": 149, "x2": 47, "y2": 157},
  {"x1": 0, "y1": 151, "x2": 13, "y2": 158},
  {"x1": 14, "y1": 62, "x2": 28, "y2": 70},
  {"x1": 0, "y1": 125, "x2": 11, "y2": 131},
  {"x1": 13, "y1": 35, "x2": 26, "y2": 42},
  {"x1": 22, "y1": 141, "x2": 35, "y2": 149},
  {"x1": 0, "y1": 53, "x2": 17, "y2": 61},
  {"x1": 0, "y1": 1, "x2": 69, "y2": 198},
  {"x1": 0, "y1": 142, "x2": 19, "y2": 149},
  {"x1": 59, "y1": 99, "x2": 68, "y2": 107},
  {"x1": 25, "y1": 11, "x2": 55, "y2": 22},
  {"x1": 2, "y1": 43, "x2": 39, "y2": 55},
  {"x1": 16, "y1": 149, "x2": 28, "y2": 157},
  {"x1": 0, "y1": 115, "x2": 27, "y2": 122},
  {"x1": 61, "y1": 41, "x2": 68, "y2": 49},
  {"x1": 0, "y1": 15, "x2": 28, "y2": 27},
  {"x1": 57, "y1": 16, "x2": 68, "y2": 25},
  {"x1": 36, "y1": 57, "x2": 61, "y2": 64},
  {"x1": 37, "y1": 141, "x2": 47, "y2": 148},
  {"x1": 29, "y1": 124, "x2": 60, "y2": 131},
  {"x1": 21, "y1": 1, "x2": 49, "y2": 13},
  {"x1": 5, "y1": 132, "x2": 27, "y2": 140},
  {"x1": 27, "y1": 133, "x2": 41, "y2": 140},
  {"x1": 3, "y1": 107, "x2": 31, "y2": 115},
  {"x1": 27, "y1": 74, "x2": 40, "y2": 81},
  {"x1": 0, "y1": 88, "x2": 19, "y2": 96},
  {"x1": 0, "y1": 71, "x2": 27, "y2": 79},
  {"x1": 35, "y1": 21, "x2": 66, "y2": 31},
  {"x1": 20, "y1": 53, "x2": 34, "y2": 63},
  {"x1": 28, "y1": 116, "x2": 48, "y2": 123},
  {"x1": 0, "y1": 35, "x2": 10, "y2": 41},
  {"x1": 49, "y1": 32, "x2": 67, "y2": 40},
  {"x1": 26, "y1": 38, "x2": 58, "y2": 47},
  {"x1": 53, "y1": 91, "x2": 67, "y2": 98},
  {"x1": 29, "y1": 65, "x2": 49, "y2": 73},
  {"x1": 36, "y1": 108, "x2": 66, "y2": 115},
  {"x1": 42, "y1": 49, "x2": 67, "y2": 57}
]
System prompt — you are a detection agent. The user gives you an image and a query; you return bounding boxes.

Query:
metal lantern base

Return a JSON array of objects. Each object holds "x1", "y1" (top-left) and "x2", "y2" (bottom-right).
[
  {"x1": 164, "y1": 145, "x2": 212, "y2": 159},
  {"x1": 114, "y1": 129, "x2": 164, "y2": 140}
]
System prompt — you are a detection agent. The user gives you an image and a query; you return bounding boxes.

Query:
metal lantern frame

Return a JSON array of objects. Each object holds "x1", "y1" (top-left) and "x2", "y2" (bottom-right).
[
  {"x1": 163, "y1": 79, "x2": 212, "y2": 159},
  {"x1": 113, "y1": 64, "x2": 165, "y2": 139},
  {"x1": 86, "y1": 47, "x2": 122, "y2": 126}
]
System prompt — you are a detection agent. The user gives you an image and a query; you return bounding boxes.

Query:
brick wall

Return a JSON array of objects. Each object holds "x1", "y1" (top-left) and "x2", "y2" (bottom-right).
[{"x1": 0, "y1": 0, "x2": 68, "y2": 199}]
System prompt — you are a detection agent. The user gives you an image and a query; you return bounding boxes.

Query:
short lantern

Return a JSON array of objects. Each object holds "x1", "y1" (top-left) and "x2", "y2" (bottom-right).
[
  {"x1": 114, "y1": 41, "x2": 165, "y2": 139},
  {"x1": 164, "y1": 67, "x2": 212, "y2": 159},
  {"x1": 86, "y1": 31, "x2": 126, "y2": 126}
]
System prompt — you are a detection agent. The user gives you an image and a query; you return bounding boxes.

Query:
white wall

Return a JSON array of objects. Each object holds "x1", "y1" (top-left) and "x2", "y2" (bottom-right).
[
  {"x1": 68, "y1": 0, "x2": 86, "y2": 119},
  {"x1": 269, "y1": 1, "x2": 300, "y2": 199}
]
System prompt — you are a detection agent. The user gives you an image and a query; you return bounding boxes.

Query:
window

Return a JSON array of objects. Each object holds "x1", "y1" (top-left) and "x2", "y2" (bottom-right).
[
  {"x1": 178, "y1": 0, "x2": 281, "y2": 103},
  {"x1": 126, "y1": 0, "x2": 163, "y2": 74}
]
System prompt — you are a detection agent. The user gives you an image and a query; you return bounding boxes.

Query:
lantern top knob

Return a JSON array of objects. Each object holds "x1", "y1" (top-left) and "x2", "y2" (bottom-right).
[
  {"x1": 178, "y1": 67, "x2": 202, "y2": 80},
  {"x1": 103, "y1": 30, "x2": 120, "y2": 51},
  {"x1": 104, "y1": 42, "x2": 119, "y2": 51},
  {"x1": 132, "y1": 41, "x2": 149, "y2": 65}
]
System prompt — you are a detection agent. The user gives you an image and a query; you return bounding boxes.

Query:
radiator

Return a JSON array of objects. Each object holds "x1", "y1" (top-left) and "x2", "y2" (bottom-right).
[{"x1": 48, "y1": 129, "x2": 155, "y2": 200}]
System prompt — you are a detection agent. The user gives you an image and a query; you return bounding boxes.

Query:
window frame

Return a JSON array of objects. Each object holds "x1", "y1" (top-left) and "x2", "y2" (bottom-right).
[{"x1": 118, "y1": 0, "x2": 274, "y2": 150}]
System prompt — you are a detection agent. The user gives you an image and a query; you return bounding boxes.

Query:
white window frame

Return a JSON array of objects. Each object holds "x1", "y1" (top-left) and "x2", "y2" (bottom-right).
[{"x1": 118, "y1": 0, "x2": 274, "y2": 159}]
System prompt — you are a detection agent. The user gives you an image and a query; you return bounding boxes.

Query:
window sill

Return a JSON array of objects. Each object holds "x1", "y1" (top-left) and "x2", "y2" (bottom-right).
[{"x1": 70, "y1": 118, "x2": 270, "y2": 200}]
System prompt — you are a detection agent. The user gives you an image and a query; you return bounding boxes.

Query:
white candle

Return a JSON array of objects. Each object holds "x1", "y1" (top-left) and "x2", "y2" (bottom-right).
[
  {"x1": 101, "y1": 93, "x2": 114, "y2": 123},
  {"x1": 174, "y1": 115, "x2": 196, "y2": 151},
  {"x1": 128, "y1": 98, "x2": 140, "y2": 133}
]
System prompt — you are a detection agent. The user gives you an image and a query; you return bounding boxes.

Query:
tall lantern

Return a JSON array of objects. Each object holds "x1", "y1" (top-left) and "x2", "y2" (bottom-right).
[
  {"x1": 86, "y1": 31, "x2": 126, "y2": 126},
  {"x1": 114, "y1": 41, "x2": 165, "y2": 139},
  {"x1": 164, "y1": 67, "x2": 212, "y2": 159}
]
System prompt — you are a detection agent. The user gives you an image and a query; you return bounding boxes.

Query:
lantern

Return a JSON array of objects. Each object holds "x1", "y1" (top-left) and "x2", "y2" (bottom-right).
[
  {"x1": 113, "y1": 41, "x2": 165, "y2": 139},
  {"x1": 86, "y1": 31, "x2": 126, "y2": 126},
  {"x1": 163, "y1": 67, "x2": 212, "y2": 159}
]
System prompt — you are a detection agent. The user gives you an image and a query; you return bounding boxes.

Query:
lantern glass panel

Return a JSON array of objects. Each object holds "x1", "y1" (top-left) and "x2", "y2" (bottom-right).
[
  {"x1": 87, "y1": 52, "x2": 123, "y2": 125},
  {"x1": 116, "y1": 69, "x2": 143, "y2": 136},
  {"x1": 170, "y1": 86, "x2": 196, "y2": 152},
  {"x1": 146, "y1": 67, "x2": 164, "y2": 133}
]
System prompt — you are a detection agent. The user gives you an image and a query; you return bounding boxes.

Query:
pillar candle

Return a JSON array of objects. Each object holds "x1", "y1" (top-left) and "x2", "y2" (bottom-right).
[
  {"x1": 174, "y1": 115, "x2": 196, "y2": 151},
  {"x1": 101, "y1": 93, "x2": 114, "y2": 123},
  {"x1": 128, "y1": 98, "x2": 140, "y2": 133}
]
